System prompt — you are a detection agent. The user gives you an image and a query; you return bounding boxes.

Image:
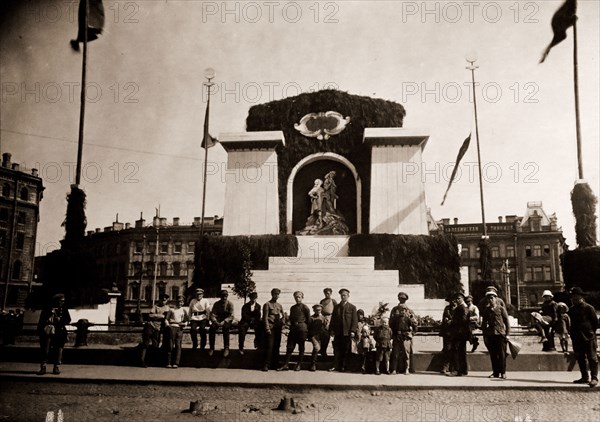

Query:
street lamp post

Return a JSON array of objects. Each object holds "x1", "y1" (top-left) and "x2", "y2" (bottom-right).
[{"x1": 135, "y1": 234, "x2": 146, "y2": 320}]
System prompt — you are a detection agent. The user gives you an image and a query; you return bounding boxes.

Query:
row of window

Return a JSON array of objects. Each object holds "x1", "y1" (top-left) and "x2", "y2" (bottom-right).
[
  {"x1": 134, "y1": 240, "x2": 196, "y2": 256},
  {"x1": 524, "y1": 265, "x2": 553, "y2": 282},
  {"x1": 461, "y1": 244, "x2": 552, "y2": 259},
  {"x1": 128, "y1": 282, "x2": 181, "y2": 302},
  {"x1": 2, "y1": 183, "x2": 31, "y2": 201},
  {"x1": 0, "y1": 230, "x2": 25, "y2": 250},
  {"x1": 131, "y1": 261, "x2": 194, "y2": 278},
  {"x1": 0, "y1": 259, "x2": 23, "y2": 280},
  {"x1": 0, "y1": 209, "x2": 29, "y2": 225}
]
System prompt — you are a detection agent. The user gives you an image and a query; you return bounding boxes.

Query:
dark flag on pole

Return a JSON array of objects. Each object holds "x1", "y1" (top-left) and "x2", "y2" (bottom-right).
[
  {"x1": 71, "y1": 0, "x2": 105, "y2": 51},
  {"x1": 201, "y1": 99, "x2": 218, "y2": 149},
  {"x1": 540, "y1": 0, "x2": 577, "y2": 63},
  {"x1": 441, "y1": 133, "x2": 471, "y2": 206}
]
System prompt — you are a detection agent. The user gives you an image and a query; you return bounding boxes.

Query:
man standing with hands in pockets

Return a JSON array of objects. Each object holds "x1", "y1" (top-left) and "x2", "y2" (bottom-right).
[{"x1": 329, "y1": 288, "x2": 358, "y2": 372}]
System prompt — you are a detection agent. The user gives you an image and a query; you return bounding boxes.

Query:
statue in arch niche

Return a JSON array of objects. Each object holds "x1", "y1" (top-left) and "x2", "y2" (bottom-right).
[{"x1": 297, "y1": 170, "x2": 350, "y2": 235}]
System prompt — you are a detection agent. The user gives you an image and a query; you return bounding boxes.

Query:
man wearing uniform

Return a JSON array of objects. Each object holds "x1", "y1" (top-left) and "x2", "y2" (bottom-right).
[
  {"x1": 568, "y1": 287, "x2": 598, "y2": 387},
  {"x1": 140, "y1": 294, "x2": 170, "y2": 367},
  {"x1": 188, "y1": 288, "x2": 211, "y2": 351},
  {"x1": 278, "y1": 291, "x2": 311, "y2": 371},
  {"x1": 262, "y1": 288, "x2": 284, "y2": 371},
  {"x1": 238, "y1": 292, "x2": 261, "y2": 356},
  {"x1": 209, "y1": 289, "x2": 234, "y2": 357},
  {"x1": 308, "y1": 304, "x2": 328, "y2": 371},
  {"x1": 319, "y1": 288, "x2": 337, "y2": 357},
  {"x1": 329, "y1": 288, "x2": 358, "y2": 372},
  {"x1": 448, "y1": 292, "x2": 470, "y2": 376}
]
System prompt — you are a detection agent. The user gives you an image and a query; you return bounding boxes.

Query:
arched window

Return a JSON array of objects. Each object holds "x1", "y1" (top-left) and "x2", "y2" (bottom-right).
[
  {"x1": 2, "y1": 183, "x2": 11, "y2": 198},
  {"x1": 11, "y1": 260, "x2": 22, "y2": 280},
  {"x1": 19, "y1": 187, "x2": 29, "y2": 201}
]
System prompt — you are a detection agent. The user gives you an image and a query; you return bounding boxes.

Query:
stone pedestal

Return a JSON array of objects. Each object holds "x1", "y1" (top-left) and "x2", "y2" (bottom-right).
[
  {"x1": 364, "y1": 128, "x2": 429, "y2": 235},
  {"x1": 220, "y1": 131, "x2": 285, "y2": 235}
]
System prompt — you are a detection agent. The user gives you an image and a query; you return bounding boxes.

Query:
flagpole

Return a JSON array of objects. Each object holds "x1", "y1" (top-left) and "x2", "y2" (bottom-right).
[
  {"x1": 199, "y1": 68, "x2": 216, "y2": 238},
  {"x1": 75, "y1": 0, "x2": 89, "y2": 186},
  {"x1": 572, "y1": 21, "x2": 583, "y2": 179},
  {"x1": 466, "y1": 54, "x2": 488, "y2": 238}
]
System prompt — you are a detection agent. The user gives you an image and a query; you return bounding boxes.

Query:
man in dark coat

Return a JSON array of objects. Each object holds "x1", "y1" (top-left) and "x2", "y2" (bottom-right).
[
  {"x1": 262, "y1": 288, "x2": 283, "y2": 371},
  {"x1": 448, "y1": 292, "x2": 470, "y2": 376},
  {"x1": 568, "y1": 287, "x2": 598, "y2": 387},
  {"x1": 329, "y1": 288, "x2": 358, "y2": 372},
  {"x1": 37, "y1": 293, "x2": 72, "y2": 375},
  {"x1": 238, "y1": 292, "x2": 261, "y2": 355}
]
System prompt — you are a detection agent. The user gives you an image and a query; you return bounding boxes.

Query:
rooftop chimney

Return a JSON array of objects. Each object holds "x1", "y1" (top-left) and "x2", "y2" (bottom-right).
[
  {"x1": 453, "y1": 218, "x2": 458, "y2": 225},
  {"x1": 498, "y1": 216, "x2": 503, "y2": 223},
  {"x1": 125, "y1": 222, "x2": 131, "y2": 230},
  {"x1": 135, "y1": 212, "x2": 145, "y2": 228},
  {"x1": 11, "y1": 163, "x2": 19, "y2": 171},
  {"x1": 442, "y1": 218, "x2": 450, "y2": 226},
  {"x1": 193, "y1": 217, "x2": 201, "y2": 227},
  {"x1": 153, "y1": 216, "x2": 160, "y2": 227},
  {"x1": 2, "y1": 153, "x2": 11, "y2": 168},
  {"x1": 31, "y1": 168, "x2": 39, "y2": 177},
  {"x1": 173, "y1": 217, "x2": 180, "y2": 226},
  {"x1": 95, "y1": 228, "x2": 101, "y2": 233}
]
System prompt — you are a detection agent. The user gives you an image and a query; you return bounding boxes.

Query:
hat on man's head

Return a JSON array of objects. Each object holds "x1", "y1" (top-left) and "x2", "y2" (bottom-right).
[
  {"x1": 293, "y1": 291, "x2": 304, "y2": 298},
  {"x1": 569, "y1": 286, "x2": 588, "y2": 296},
  {"x1": 248, "y1": 292, "x2": 258, "y2": 299},
  {"x1": 338, "y1": 288, "x2": 350, "y2": 295},
  {"x1": 323, "y1": 288, "x2": 332, "y2": 294},
  {"x1": 486, "y1": 286, "x2": 498, "y2": 293},
  {"x1": 398, "y1": 292, "x2": 409, "y2": 301},
  {"x1": 271, "y1": 288, "x2": 281, "y2": 295},
  {"x1": 177, "y1": 295, "x2": 185, "y2": 301},
  {"x1": 465, "y1": 295, "x2": 473, "y2": 300},
  {"x1": 542, "y1": 290, "x2": 554, "y2": 298},
  {"x1": 195, "y1": 288, "x2": 204, "y2": 294},
  {"x1": 52, "y1": 293, "x2": 65, "y2": 301},
  {"x1": 454, "y1": 292, "x2": 466, "y2": 299},
  {"x1": 220, "y1": 289, "x2": 229, "y2": 296},
  {"x1": 312, "y1": 304, "x2": 323, "y2": 310},
  {"x1": 485, "y1": 290, "x2": 497, "y2": 297}
]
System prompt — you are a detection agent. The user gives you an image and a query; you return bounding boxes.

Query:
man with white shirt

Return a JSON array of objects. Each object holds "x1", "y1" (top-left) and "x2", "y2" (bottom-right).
[
  {"x1": 188, "y1": 288, "x2": 210, "y2": 351},
  {"x1": 165, "y1": 295, "x2": 189, "y2": 368}
]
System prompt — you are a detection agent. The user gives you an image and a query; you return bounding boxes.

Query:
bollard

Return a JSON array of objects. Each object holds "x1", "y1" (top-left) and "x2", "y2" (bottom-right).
[{"x1": 74, "y1": 319, "x2": 93, "y2": 347}]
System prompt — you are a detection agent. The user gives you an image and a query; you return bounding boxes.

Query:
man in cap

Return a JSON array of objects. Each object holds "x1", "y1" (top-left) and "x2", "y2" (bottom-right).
[
  {"x1": 568, "y1": 287, "x2": 598, "y2": 387},
  {"x1": 165, "y1": 295, "x2": 189, "y2": 368},
  {"x1": 438, "y1": 295, "x2": 456, "y2": 374},
  {"x1": 238, "y1": 292, "x2": 261, "y2": 356},
  {"x1": 478, "y1": 286, "x2": 506, "y2": 310},
  {"x1": 37, "y1": 293, "x2": 71, "y2": 375},
  {"x1": 447, "y1": 292, "x2": 470, "y2": 376},
  {"x1": 308, "y1": 304, "x2": 328, "y2": 371},
  {"x1": 465, "y1": 295, "x2": 480, "y2": 352},
  {"x1": 278, "y1": 291, "x2": 311, "y2": 371},
  {"x1": 188, "y1": 288, "x2": 211, "y2": 351},
  {"x1": 480, "y1": 289, "x2": 510, "y2": 379},
  {"x1": 390, "y1": 292, "x2": 417, "y2": 373},
  {"x1": 140, "y1": 293, "x2": 171, "y2": 367},
  {"x1": 262, "y1": 288, "x2": 284, "y2": 371},
  {"x1": 319, "y1": 288, "x2": 338, "y2": 357},
  {"x1": 329, "y1": 288, "x2": 358, "y2": 372},
  {"x1": 209, "y1": 289, "x2": 234, "y2": 357},
  {"x1": 538, "y1": 290, "x2": 558, "y2": 352}
]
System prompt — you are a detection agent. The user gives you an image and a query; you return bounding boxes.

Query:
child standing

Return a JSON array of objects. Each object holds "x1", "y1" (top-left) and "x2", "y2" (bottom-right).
[
  {"x1": 356, "y1": 309, "x2": 374, "y2": 373},
  {"x1": 374, "y1": 317, "x2": 393, "y2": 375},
  {"x1": 307, "y1": 304, "x2": 328, "y2": 371},
  {"x1": 555, "y1": 302, "x2": 571, "y2": 354}
]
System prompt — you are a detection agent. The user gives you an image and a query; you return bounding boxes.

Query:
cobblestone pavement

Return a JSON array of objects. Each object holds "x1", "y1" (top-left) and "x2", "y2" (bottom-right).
[{"x1": 1, "y1": 381, "x2": 598, "y2": 422}]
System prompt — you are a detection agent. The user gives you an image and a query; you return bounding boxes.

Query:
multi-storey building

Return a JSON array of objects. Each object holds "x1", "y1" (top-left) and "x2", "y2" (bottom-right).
[
  {"x1": 35, "y1": 214, "x2": 223, "y2": 319},
  {"x1": 432, "y1": 202, "x2": 566, "y2": 309},
  {"x1": 0, "y1": 152, "x2": 44, "y2": 309}
]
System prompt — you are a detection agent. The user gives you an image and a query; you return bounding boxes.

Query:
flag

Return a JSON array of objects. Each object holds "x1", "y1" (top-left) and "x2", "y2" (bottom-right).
[
  {"x1": 540, "y1": 0, "x2": 577, "y2": 63},
  {"x1": 71, "y1": 0, "x2": 105, "y2": 50},
  {"x1": 201, "y1": 99, "x2": 218, "y2": 149},
  {"x1": 441, "y1": 133, "x2": 471, "y2": 206}
]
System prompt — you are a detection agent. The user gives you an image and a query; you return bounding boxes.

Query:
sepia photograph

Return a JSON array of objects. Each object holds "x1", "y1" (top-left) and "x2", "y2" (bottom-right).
[{"x1": 0, "y1": 0, "x2": 599, "y2": 420}]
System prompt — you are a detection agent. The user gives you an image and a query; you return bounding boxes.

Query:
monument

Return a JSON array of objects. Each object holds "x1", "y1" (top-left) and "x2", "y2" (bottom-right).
[{"x1": 207, "y1": 90, "x2": 458, "y2": 318}]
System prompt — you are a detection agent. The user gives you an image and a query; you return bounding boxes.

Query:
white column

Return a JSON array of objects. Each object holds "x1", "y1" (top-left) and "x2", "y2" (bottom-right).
[
  {"x1": 220, "y1": 131, "x2": 285, "y2": 235},
  {"x1": 364, "y1": 128, "x2": 429, "y2": 235}
]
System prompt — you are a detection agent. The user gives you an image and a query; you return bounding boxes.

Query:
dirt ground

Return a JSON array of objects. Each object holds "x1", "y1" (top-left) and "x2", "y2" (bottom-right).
[{"x1": 1, "y1": 381, "x2": 599, "y2": 422}]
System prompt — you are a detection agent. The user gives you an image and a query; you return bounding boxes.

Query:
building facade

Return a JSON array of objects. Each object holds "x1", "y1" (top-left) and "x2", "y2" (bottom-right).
[
  {"x1": 0, "y1": 153, "x2": 44, "y2": 309},
  {"x1": 50, "y1": 215, "x2": 223, "y2": 318},
  {"x1": 433, "y1": 202, "x2": 566, "y2": 309}
]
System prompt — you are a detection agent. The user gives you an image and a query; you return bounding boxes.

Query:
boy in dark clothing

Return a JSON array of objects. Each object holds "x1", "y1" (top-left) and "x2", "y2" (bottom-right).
[
  {"x1": 278, "y1": 291, "x2": 311, "y2": 371},
  {"x1": 308, "y1": 304, "x2": 328, "y2": 371},
  {"x1": 568, "y1": 287, "x2": 599, "y2": 387},
  {"x1": 238, "y1": 292, "x2": 261, "y2": 355},
  {"x1": 374, "y1": 317, "x2": 393, "y2": 375}
]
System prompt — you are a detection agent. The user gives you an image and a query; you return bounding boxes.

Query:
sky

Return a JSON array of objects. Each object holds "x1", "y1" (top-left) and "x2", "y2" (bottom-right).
[{"x1": 1, "y1": 0, "x2": 599, "y2": 254}]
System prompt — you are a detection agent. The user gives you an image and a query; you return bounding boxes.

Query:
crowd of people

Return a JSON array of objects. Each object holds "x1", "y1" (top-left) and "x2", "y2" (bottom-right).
[{"x1": 34, "y1": 286, "x2": 598, "y2": 387}]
